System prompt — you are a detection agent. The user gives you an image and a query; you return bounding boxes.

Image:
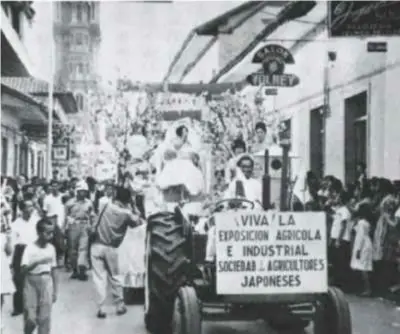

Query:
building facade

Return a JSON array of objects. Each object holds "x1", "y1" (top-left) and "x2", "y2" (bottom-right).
[
  {"x1": 165, "y1": 2, "x2": 400, "y2": 183},
  {"x1": 273, "y1": 31, "x2": 400, "y2": 183},
  {"x1": 1, "y1": 1, "x2": 47, "y2": 179},
  {"x1": 53, "y1": 1, "x2": 101, "y2": 112},
  {"x1": 1, "y1": 2, "x2": 78, "y2": 180}
]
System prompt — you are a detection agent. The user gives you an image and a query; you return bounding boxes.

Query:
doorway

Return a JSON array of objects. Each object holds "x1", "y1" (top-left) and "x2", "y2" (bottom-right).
[
  {"x1": 309, "y1": 106, "x2": 325, "y2": 179},
  {"x1": 344, "y1": 91, "x2": 368, "y2": 185}
]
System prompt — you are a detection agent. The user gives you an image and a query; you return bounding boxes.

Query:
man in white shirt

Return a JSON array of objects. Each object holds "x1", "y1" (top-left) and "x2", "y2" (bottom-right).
[
  {"x1": 43, "y1": 180, "x2": 65, "y2": 266},
  {"x1": 224, "y1": 154, "x2": 262, "y2": 205},
  {"x1": 21, "y1": 218, "x2": 58, "y2": 334},
  {"x1": 11, "y1": 196, "x2": 40, "y2": 316},
  {"x1": 43, "y1": 181, "x2": 65, "y2": 229}
]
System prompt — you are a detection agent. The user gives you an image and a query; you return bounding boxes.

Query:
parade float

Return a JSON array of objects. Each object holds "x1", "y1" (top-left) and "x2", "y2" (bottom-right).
[{"x1": 119, "y1": 91, "x2": 213, "y2": 294}]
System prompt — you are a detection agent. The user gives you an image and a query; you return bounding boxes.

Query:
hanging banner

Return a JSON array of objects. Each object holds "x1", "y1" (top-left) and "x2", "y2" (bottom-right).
[
  {"x1": 328, "y1": 1, "x2": 400, "y2": 37},
  {"x1": 247, "y1": 44, "x2": 300, "y2": 88}
]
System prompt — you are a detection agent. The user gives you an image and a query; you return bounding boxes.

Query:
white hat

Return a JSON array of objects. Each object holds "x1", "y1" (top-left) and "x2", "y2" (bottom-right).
[{"x1": 76, "y1": 180, "x2": 88, "y2": 192}]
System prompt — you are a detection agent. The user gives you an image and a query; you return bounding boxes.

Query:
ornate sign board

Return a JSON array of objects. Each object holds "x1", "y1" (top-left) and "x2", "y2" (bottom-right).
[
  {"x1": 247, "y1": 44, "x2": 300, "y2": 88},
  {"x1": 328, "y1": 1, "x2": 400, "y2": 37}
]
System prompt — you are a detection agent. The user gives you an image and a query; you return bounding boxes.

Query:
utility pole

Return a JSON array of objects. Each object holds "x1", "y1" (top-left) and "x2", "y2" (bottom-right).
[{"x1": 47, "y1": 1, "x2": 54, "y2": 181}]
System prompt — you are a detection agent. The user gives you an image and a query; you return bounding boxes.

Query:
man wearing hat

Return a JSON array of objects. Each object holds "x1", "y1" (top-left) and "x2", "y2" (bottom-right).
[{"x1": 64, "y1": 180, "x2": 95, "y2": 280}]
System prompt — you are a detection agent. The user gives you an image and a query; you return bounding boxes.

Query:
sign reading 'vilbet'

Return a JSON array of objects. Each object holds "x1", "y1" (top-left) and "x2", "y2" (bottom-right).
[{"x1": 247, "y1": 44, "x2": 300, "y2": 88}]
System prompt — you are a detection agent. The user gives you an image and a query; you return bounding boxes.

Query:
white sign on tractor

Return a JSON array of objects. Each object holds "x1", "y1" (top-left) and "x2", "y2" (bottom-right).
[{"x1": 215, "y1": 211, "x2": 327, "y2": 295}]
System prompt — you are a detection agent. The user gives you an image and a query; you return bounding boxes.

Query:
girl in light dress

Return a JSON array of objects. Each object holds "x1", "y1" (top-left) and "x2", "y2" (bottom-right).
[{"x1": 351, "y1": 203, "x2": 374, "y2": 296}]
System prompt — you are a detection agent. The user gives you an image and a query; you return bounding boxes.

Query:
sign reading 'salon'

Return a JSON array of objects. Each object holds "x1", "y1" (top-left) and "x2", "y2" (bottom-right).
[{"x1": 247, "y1": 44, "x2": 300, "y2": 88}]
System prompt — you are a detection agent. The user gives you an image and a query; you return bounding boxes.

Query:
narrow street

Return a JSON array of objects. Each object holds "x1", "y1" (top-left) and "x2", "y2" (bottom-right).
[{"x1": 2, "y1": 271, "x2": 400, "y2": 334}]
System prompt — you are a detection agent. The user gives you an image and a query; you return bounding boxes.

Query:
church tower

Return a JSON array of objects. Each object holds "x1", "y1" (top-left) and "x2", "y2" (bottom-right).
[{"x1": 53, "y1": 1, "x2": 101, "y2": 114}]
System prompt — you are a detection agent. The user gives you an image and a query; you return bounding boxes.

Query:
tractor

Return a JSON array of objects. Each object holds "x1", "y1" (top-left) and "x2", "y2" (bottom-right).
[{"x1": 144, "y1": 148, "x2": 352, "y2": 334}]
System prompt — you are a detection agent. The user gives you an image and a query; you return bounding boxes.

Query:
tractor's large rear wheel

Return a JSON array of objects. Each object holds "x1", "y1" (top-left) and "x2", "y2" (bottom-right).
[{"x1": 144, "y1": 211, "x2": 190, "y2": 334}]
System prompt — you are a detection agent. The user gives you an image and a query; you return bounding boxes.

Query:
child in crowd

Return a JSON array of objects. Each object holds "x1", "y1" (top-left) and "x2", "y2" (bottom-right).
[
  {"x1": 329, "y1": 190, "x2": 353, "y2": 290},
  {"x1": 21, "y1": 218, "x2": 58, "y2": 334},
  {"x1": 351, "y1": 203, "x2": 374, "y2": 296}
]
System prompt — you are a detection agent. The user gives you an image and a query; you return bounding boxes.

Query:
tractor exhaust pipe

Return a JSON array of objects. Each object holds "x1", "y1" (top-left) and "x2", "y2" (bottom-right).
[{"x1": 262, "y1": 149, "x2": 271, "y2": 210}]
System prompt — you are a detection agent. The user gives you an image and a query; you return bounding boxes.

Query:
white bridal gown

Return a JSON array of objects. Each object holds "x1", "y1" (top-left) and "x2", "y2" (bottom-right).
[{"x1": 156, "y1": 138, "x2": 205, "y2": 197}]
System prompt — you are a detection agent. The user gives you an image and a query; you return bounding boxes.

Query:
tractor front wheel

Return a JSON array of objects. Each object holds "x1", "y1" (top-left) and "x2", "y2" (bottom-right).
[
  {"x1": 314, "y1": 286, "x2": 352, "y2": 334},
  {"x1": 171, "y1": 286, "x2": 201, "y2": 334}
]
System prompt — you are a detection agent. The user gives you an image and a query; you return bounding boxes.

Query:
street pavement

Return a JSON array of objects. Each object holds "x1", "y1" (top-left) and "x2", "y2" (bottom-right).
[{"x1": 2, "y1": 271, "x2": 400, "y2": 334}]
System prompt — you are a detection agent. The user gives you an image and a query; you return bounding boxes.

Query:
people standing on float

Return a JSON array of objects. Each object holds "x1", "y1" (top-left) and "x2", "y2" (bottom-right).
[
  {"x1": 225, "y1": 139, "x2": 247, "y2": 184},
  {"x1": 250, "y1": 121, "x2": 274, "y2": 154},
  {"x1": 224, "y1": 154, "x2": 262, "y2": 205}
]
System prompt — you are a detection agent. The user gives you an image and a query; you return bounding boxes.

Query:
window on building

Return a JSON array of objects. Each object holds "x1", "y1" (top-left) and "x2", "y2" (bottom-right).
[
  {"x1": 56, "y1": 3, "x2": 61, "y2": 20},
  {"x1": 310, "y1": 106, "x2": 325, "y2": 179},
  {"x1": 76, "y1": 33, "x2": 83, "y2": 45},
  {"x1": 19, "y1": 144, "x2": 28, "y2": 177},
  {"x1": 76, "y1": 93, "x2": 84, "y2": 110},
  {"x1": 30, "y1": 149, "x2": 34, "y2": 177},
  {"x1": 344, "y1": 91, "x2": 367, "y2": 185},
  {"x1": 1, "y1": 137, "x2": 8, "y2": 176},
  {"x1": 13, "y1": 144, "x2": 18, "y2": 176},
  {"x1": 91, "y1": 3, "x2": 95, "y2": 20},
  {"x1": 63, "y1": 3, "x2": 72, "y2": 23},
  {"x1": 37, "y1": 152, "x2": 41, "y2": 178},
  {"x1": 87, "y1": 4, "x2": 91, "y2": 22},
  {"x1": 77, "y1": 4, "x2": 82, "y2": 22},
  {"x1": 77, "y1": 63, "x2": 83, "y2": 74}
]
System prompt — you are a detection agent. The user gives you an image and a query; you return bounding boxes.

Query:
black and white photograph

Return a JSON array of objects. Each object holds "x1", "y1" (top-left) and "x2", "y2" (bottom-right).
[{"x1": 1, "y1": 1, "x2": 400, "y2": 334}]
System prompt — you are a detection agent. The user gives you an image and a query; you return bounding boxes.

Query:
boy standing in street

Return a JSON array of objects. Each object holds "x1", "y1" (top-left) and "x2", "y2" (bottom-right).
[{"x1": 21, "y1": 218, "x2": 58, "y2": 334}]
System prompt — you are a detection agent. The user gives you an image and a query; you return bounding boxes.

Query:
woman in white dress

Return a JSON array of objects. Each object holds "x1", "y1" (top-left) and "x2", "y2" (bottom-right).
[
  {"x1": 351, "y1": 203, "x2": 374, "y2": 296},
  {"x1": 156, "y1": 124, "x2": 205, "y2": 200}
]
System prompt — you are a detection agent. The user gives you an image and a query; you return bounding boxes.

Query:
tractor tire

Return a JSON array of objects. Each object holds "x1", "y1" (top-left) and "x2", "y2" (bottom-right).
[
  {"x1": 172, "y1": 286, "x2": 201, "y2": 334},
  {"x1": 314, "y1": 287, "x2": 352, "y2": 334},
  {"x1": 145, "y1": 211, "x2": 190, "y2": 334}
]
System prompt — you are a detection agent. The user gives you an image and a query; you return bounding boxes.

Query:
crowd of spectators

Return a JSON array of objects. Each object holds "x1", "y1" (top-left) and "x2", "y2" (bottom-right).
[{"x1": 292, "y1": 165, "x2": 400, "y2": 305}]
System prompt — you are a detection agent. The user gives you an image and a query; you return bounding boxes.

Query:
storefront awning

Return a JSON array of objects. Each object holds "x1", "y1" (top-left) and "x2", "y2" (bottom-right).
[
  {"x1": 163, "y1": 1, "x2": 288, "y2": 84},
  {"x1": 1, "y1": 83, "x2": 47, "y2": 124},
  {"x1": 218, "y1": 1, "x2": 327, "y2": 83}
]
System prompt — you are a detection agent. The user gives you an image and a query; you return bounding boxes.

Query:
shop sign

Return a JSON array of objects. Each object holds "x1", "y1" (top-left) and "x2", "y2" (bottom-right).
[
  {"x1": 264, "y1": 88, "x2": 278, "y2": 96},
  {"x1": 247, "y1": 44, "x2": 299, "y2": 88},
  {"x1": 367, "y1": 41, "x2": 388, "y2": 52},
  {"x1": 329, "y1": 1, "x2": 400, "y2": 37},
  {"x1": 52, "y1": 145, "x2": 69, "y2": 161}
]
